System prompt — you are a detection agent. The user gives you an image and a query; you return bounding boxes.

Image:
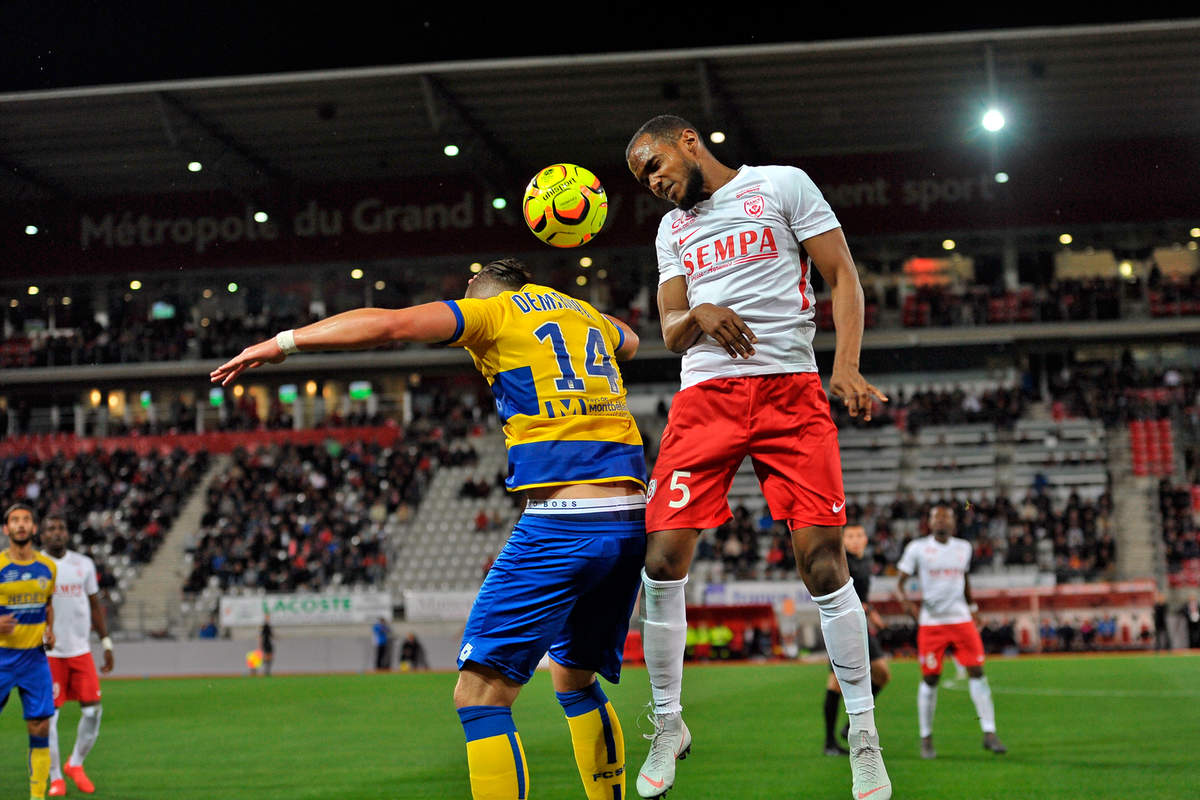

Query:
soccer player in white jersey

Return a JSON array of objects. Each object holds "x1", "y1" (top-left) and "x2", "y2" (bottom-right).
[
  {"x1": 41, "y1": 515, "x2": 113, "y2": 796},
  {"x1": 626, "y1": 115, "x2": 891, "y2": 800},
  {"x1": 896, "y1": 505, "x2": 1007, "y2": 759}
]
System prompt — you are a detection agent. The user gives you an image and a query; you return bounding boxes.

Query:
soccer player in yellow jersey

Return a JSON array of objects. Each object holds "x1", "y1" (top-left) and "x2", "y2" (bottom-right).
[
  {"x1": 1, "y1": 503, "x2": 58, "y2": 800},
  {"x1": 213, "y1": 259, "x2": 645, "y2": 800}
]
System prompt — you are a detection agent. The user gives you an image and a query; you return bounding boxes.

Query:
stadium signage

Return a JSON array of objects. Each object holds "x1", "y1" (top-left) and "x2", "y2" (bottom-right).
[{"x1": 219, "y1": 591, "x2": 392, "y2": 626}]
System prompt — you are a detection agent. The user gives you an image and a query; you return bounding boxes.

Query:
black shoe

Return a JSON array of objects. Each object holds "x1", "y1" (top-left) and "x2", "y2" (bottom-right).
[
  {"x1": 824, "y1": 742, "x2": 850, "y2": 756},
  {"x1": 983, "y1": 732, "x2": 1008, "y2": 754}
]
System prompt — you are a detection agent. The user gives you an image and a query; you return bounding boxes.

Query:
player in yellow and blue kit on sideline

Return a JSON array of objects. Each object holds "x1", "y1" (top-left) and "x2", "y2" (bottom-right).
[
  {"x1": 212, "y1": 258, "x2": 646, "y2": 800},
  {"x1": 2, "y1": 503, "x2": 58, "y2": 800}
]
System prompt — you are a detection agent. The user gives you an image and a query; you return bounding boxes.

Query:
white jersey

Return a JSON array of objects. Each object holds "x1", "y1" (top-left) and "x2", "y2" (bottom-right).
[
  {"x1": 654, "y1": 164, "x2": 841, "y2": 390},
  {"x1": 46, "y1": 550, "x2": 99, "y2": 658},
  {"x1": 896, "y1": 535, "x2": 974, "y2": 626}
]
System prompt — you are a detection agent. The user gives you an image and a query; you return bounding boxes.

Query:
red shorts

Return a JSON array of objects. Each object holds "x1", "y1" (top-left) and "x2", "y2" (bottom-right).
[
  {"x1": 917, "y1": 621, "x2": 986, "y2": 677},
  {"x1": 49, "y1": 653, "x2": 102, "y2": 708},
  {"x1": 646, "y1": 373, "x2": 846, "y2": 532}
]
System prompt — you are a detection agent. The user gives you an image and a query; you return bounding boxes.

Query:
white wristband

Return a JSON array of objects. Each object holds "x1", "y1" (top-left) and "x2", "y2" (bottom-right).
[
  {"x1": 101, "y1": 636, "x2": 113, "y2": 651},
  {"x1": 275, "y1": 329, "x2": 299, "y2": 355}
]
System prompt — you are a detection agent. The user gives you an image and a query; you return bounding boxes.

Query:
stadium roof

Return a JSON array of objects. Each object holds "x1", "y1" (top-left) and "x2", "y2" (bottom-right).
[{"x1": 1, "y1": 19, "x2": 1198, "y2": 210}]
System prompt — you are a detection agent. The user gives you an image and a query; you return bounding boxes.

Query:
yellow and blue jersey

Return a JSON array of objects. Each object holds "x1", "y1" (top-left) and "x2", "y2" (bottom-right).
[
  {"x1": 0, "y1": 551, "x2": 56, "y2": 662},
  {"x1": 442, "y1": 283, "x2": 645, "y2": 492}
]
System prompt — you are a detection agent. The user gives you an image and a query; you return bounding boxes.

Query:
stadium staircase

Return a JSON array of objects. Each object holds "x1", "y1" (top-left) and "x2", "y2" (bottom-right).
[
  {"x1": 1107, "y1": 426, "x2": 1163, "y2": 583},
  {"x1": 119, "y1": 454, "x2": 231, "y2": 636},
  {"x1": 388, "y1": 431, "x2": 519, "y2": 596}
]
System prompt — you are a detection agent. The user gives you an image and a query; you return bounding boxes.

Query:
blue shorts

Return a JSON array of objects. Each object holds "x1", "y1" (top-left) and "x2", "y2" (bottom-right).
[
  {"x1": 0, "y1": 647, "x2": 55, "y2": 720},
  {"x1": 458, "y1": 495, "x2": 647, "y2": 685}
]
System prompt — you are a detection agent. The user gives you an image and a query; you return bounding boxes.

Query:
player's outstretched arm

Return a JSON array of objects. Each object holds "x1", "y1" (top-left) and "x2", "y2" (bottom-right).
[
  {"x1": 807, "y1": 228, "x2": 887, "y2": 420},
  {"x1": 210, "y1": 302, "x2": 459, "y2": 386},
  {"x1": 657, "y1": 275, "x2": 756, "y2": 357}
]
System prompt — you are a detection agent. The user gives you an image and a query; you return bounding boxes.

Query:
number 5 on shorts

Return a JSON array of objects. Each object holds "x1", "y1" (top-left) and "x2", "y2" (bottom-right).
[{"x1": 668, "y1": 470, "x2": 692, "y2": 508}]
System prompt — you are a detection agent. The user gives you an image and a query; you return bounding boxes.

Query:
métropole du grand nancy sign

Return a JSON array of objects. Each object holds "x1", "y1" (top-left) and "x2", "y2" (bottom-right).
[
  {"x1": 219, "y1": 591, "x2": 393, "y2": 626},
  {"x1": 9, "y1": 136, "x2": 1197, "y2": 277}
]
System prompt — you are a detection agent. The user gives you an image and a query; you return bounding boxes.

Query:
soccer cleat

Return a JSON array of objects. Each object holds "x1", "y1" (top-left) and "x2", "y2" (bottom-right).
[
  {"x1": 848, "y1": 730, "x2": 892, "y2": 800},
  {"x1": 982, "y1": 732, "x2": 1008, "y2": 754},
  {"x1": 47, "y1": 779, "x2": 67, "y2": 796},
  {"x1": 920, "y1": 735, "x2": 937, "y2": 759},
  {"x1": 824, "y1": 742, "x2": 850, "y2": 756},
  {"x1": 63, "y1": 764, "x2": 94, "y2": 794},
  {"x1": 636, "y1": 711, "x2": 691, "y2": 798}
]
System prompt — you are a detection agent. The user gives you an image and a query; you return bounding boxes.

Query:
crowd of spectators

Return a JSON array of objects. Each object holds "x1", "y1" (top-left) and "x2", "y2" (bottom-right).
[
  {"x1": 1, "y1": 446, "x2": 211, "y2": 614},
  {"x1": 183, "y1": 440, "x2": 426, "y2": 595}
]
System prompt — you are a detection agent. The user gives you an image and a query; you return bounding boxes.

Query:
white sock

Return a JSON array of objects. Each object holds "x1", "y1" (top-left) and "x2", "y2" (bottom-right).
[
  {"x1": 814, "y1": 579, "x2": 875, "y2": 732},
  {"x1": 918, "y1": 681, "x2": 938, "y2": 738},
  {"x1": 70, "y1": 704, "x2": 102, "y2": 766},
  {"x1": 968, "y1": 677, "x2": 997, "y2": 733},
  {"x1": 641, "y1": 568, "x2": 688, "y2": 716},
  {"x1": 48, "y1": 709, "x2": 63, "y2": 781}
]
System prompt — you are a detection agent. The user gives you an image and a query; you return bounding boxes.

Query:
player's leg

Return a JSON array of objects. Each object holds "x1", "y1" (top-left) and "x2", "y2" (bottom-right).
[
  {"x1": 546, "y1": 514, "x2": 644, "y2": 800},
  {"x1": 46, "y1": 657, "x2": 67, "y2": 795},
  {"x1": 954, "y1": 624, "x2": 1007, "y2": 753},
  {"x1": 63, "y1": 654, "x2": 101, "y2": 792},
  {"x1": 641, "y1": 528, "x2": 698, "y2": 718},
  {"x1": 639, "y1": 380, "x2": 748, "y2": 798},
  {"x1": 824, "y1": 670, "x2": 848, "y2": 755},
  {"x1": 755, "y1": 373, "x2": 889, "y2": 799},
  {"x1": 454, "y1": 512, "x2": 599, "y2": 800},
  {"x1": 17, "y1": 650, "x2": 56, "y2": 800},
  {"x1": 917, "y1": 625, "x2": 948, "y2": 759},
  {"x1": 455, "y1": 665, "x2": 528, "y2": 800}
]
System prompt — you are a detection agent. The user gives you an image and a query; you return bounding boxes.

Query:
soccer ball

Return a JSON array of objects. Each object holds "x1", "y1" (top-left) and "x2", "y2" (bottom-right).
[{"x1": 522, "y1": 163, "x2": 607, "y2": 248}]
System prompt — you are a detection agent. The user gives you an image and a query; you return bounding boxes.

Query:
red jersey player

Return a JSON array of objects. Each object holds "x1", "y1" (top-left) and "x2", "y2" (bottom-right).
[
  {"x1": 897, "y1": 504, "x2": 1007, "y2": 758},
  {"x1": 626, "y1": 115, "x2": 890, "y2": 800}
]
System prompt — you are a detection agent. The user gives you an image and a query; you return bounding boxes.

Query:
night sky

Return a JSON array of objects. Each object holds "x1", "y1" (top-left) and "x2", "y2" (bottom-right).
[{"x1": 0, "y1": 2, "x2": 1185, "y2": 92}]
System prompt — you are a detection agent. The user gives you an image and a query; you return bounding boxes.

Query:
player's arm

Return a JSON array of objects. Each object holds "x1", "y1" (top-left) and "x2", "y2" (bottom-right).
[
  {"x1": 895, "y1": 569, "x2": 919, "y2": 622},
  {"x1": 88, "y1": 593, "x2": 114, "y2": 673},
  {"x1": 864, "y1": 600, "x2": 885, "y2": 632},
  {"x1": 44, "y1": 592, "x2": 55, "y2": 651},
  {"x1": 657, "y1": 275, "x2": 757, "y2": 358},
  {"x1": 964, "y1": 574, "x2": 981, "y2": 627},
  {"x1": 806, "y1": 228, "x2": 887, "y2": 421},
  {"x1": 210, "y1": 302, "x2": 460, "y2": 386},
  {"x1": 603, "y1": 314, "x2": 640, "y2": 361}
]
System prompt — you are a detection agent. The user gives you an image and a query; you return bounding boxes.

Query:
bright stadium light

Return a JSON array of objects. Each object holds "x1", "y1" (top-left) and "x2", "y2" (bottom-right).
[
  {"x1": 469, "y1": 262, "x2": 483, "y2": 273},
  {"x1": 1059, "y1": 233, "x2": 1073, "y2": 245},
  {"x1": 444, "y1": 144, "x2": 460, "y2": 157},
  {"x1": 491, "y1": 197, "x2": 507, "y2": 210},
  {"x1": 253, "y1": 211, "x2": 269, "y2": 223},
  {"x1": 61, "y1": 296, "x2": 71, "y2": 306},
  {"x1": 982, "y1": 108, "x2": 1006, "y2": 132},
  {"x1": 374, "y1": 280, "x2": 385, "y2": 290},
  {"x1": 579, "y1": 257, "x2": 592, "y2": 268},
  {"x1": 187, "y1": 161, "x2": 203, "y2": 172},
  {"x1": 576, "y1": 275, "x2": 587, "y2": 286},
  {"x1": 350, "y1": 268, "x2": 364, "y2": 280},
  {"x1": 994, "y1": 172, "x2": 1009, "y2": 184},
  {"x1": 24, "y1": 225, "x2": 38, "y2": 235},
  {"x1": 942, "y1": 239, "x2": 956, "y2": 251},
  {"x1": 27, "y1": 285, "x2": 39, "y2": 296},
  {"x1": 710, "y1": 131, "x2": 726, "y2": 144},
  {"x1": 129, "y1": 279, "x2": 142, "y2": 290},
  {"x1": 227, "y1": 282, "x2": 239, "y2": 293},
  {"x1": 1190, "y1": 227, "x2": 1200, "y2": 238}
]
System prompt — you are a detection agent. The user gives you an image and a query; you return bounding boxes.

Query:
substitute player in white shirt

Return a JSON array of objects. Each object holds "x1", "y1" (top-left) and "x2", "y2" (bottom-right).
[
  {"x1": 897, "y1": 504, "x2": 1007, "y2": 759},
  {"x1": 626, "y1": 115, "x2": 890, "y2": 800},
  {"x1": 41, "y1": 515, "x2": 113, "y2": 796}
]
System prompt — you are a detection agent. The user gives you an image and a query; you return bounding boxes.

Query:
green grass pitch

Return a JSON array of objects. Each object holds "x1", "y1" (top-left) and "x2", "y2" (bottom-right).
[{"x1": 4, "y1": 653, "x2": 1197, "y2": 799}]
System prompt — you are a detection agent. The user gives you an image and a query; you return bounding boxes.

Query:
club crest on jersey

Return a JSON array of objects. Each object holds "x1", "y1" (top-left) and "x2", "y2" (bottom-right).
[{"x1": 744, "y1": 195, "x2": 765, "y2": 218}]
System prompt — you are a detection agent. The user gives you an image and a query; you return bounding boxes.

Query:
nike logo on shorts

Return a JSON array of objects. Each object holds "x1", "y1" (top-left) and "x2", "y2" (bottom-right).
[{"x1": 832, "y1": 500, "x2": 846, "y2": 513}]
